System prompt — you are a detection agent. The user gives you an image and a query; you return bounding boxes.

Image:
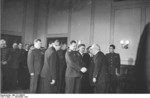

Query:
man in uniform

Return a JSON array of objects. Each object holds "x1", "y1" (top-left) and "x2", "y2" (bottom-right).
[
  {"x1": 65, "y1": 40, "x2": 87, "y2": 93},
  {"x1": 27, "y1": 39, "x2": 44, "y2": 93},
  {"x1": 105, "y1": 44, "x2": 120, "y2": 93}
]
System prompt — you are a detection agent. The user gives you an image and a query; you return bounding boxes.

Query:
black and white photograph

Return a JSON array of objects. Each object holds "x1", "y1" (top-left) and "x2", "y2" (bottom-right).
[{"x1": 0, "y1": 0, "x2": 150, "y2": 97}]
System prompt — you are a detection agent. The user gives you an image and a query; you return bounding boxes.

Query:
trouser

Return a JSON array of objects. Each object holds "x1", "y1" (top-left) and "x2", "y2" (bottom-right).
[
  {"x1": 94, "y1": 83, "x2": 106, "y2": 93},
  {"x1": 81, "y1": 73, "x2": 94, "y2": 93},
  {"x1": 58, "y1": 75, "x2": 65, "y2": 93},
  {"x1": 108, "y1": 75, "x2": 118, "y2": 93},
  {"x1": 29, "y1": 74, "x2": 40, "y2": 93},
  {"x1": 11, "y1": 69, "x2": 18, "y2": 90},
  {"x1": 39, "y1": 77, "x2": 58, "y2": 93},
  {"x1": 1, "y1": 68, "x2": 12, "y2": 91},
  {"x1": 18, "y1": 67, "x2": 30, "y2": 89},
  {"x1": 65, "y1": 77, "x2": 81, "y2": 93},
  {"x1": 0, "y1": 68, "x2": 2, "y2": 92}
]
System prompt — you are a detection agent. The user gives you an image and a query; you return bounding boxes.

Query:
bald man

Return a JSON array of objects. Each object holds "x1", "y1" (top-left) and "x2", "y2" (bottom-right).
[{"x1": 90, "y1": 44, "x2": 108, "y2": 93}]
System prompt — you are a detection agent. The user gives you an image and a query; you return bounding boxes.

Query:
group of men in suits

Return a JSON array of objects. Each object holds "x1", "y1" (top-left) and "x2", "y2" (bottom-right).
[
  {"x1": 65, "y1": 41, "x2": 120, "y2": 93},
  {"x1": 27, "y1": 39, "x2": 121, "y2": 93},
  {"x1": 0, "y1": 39, "x2": 30, "y2": 91},
  {"x1": 27, "y1": 39, "x2": 67, "y2": 93}
]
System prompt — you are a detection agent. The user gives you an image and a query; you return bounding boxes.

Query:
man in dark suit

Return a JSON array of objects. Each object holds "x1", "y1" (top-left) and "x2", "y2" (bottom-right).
[
  {"x1": 82, "y1": 46, "x2": 94, "y2": 93},
  {"x1": 65, "y1": 40, "x2": 87, "y2": 93},
  {"x1": 40, "y1": 40, "x2": 61, "y2": 93},
  {"x1": 57, "y1": 43, "x2": 67, "y2": 93},
  {"x1": 105, "y1": 44, "x2": 120, "y2": 93},
  {"x1": 18, "y1": 43, "x2": 30, "y2": 89},
  {"x1": 77, "y1": 44, "x2": 92, "y2": 93},
  {"x1": 90, "y1": 44, "x2": 108, "y2": 93},
  {"x1": 27, "y1": 39, "x2": 44, "y2": 93},
  {"x1": 9, "y1": 42, "x2": 21, "y2": 90}
]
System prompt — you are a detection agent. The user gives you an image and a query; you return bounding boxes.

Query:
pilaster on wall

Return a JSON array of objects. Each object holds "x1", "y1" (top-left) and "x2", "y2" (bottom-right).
[
  {"x1": 24, "y1": 0, "x2": 38, "y2": 44},
  {"x1": 93, "y1": 0, "x2": 111, "y2": 53},
  {"x1": 67, "y1": 8, "x2": 72, "y2": 44},
  {"x1": 32, "y1": 0, "x2": 40, "y2": 40},
  {"x1": 22, "y1": 0, "x2": 27, "y2": 44},
  {"x1": 89, "y1": 0, "x2": 96, "y2": 45},
  {"x1": 0, "y1": 0, "x2": 4, "y2": 38}
]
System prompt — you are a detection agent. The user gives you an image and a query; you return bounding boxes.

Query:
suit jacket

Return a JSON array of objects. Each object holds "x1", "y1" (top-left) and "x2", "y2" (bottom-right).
[
  {"x1": 105, "y1": 53, "x2": 120, "y2": 75},
  {"x1": 9, "y1": 48, "x2": 21, "y2": 69},
  {"x1": 57, "y1": 49, "x2": 67, "y2": 75},
  {"x1": 27, "y1": 48, "x2": 44, "y2": 75},
  {"x1": 83, "y1": 53, "x2": 93, "y2": 69},
  {"x1": 92, "y1": 51, "x2": 108, "y2": 84},
  {"x1": 83, "y1": 53, "x2": 94, "y2": 85},
  {"x1": 65, "y1": 50, "x2": 85, "y2": 77},
  {"x1": 40, "y1": 47, "x2": 58, "y2": 81}
]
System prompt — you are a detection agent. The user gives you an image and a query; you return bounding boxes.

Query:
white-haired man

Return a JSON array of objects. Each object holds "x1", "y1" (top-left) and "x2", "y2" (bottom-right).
[{"x1": 90, "y1": 44, "x2": 108, "y2": 93}]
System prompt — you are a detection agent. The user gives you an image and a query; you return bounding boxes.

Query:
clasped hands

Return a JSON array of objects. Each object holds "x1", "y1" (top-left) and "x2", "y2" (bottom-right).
[{"x1": 80, "y1": 67, "x2": 87, "y2": 73}]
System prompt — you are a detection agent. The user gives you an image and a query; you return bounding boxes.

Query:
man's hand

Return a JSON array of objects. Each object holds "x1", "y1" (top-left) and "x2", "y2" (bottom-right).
[
  {"x1": 80, "y1": 67, "x2": 87, "y2": 73},
  {"x1": 2, "y1": 61, "x2": 7, "y2": 65},
  {"x1": 93, "y1": 78, "x2": 96, "y2": 83},
  {"x1": 50, "y1": 80, "x2": 55, "y2": 85},
  {"x1": 116, "y1": 73, "x2": 120, "y2": 76},
  {"x1": 30, "y1": 73, "x2": 34, "y2": 76}
]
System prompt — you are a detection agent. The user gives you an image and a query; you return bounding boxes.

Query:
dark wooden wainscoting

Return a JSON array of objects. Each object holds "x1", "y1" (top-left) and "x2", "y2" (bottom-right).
[
  {"x1": 117, "y1": 65, "x2": 135, "y2": 93},
  {"x1": 1, "y1": 34, "x2": 22, "y2": 48}
]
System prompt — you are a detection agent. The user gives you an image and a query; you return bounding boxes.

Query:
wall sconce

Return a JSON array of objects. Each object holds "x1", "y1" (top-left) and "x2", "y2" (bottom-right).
[{"x1": 120, "y1": 40, "x2": 129, "y2": 49}]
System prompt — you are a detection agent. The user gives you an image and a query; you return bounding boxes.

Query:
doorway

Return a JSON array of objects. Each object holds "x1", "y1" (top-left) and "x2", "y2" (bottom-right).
[{"x1": 46, "y1": 37, "x2": 67, "y2": 48}]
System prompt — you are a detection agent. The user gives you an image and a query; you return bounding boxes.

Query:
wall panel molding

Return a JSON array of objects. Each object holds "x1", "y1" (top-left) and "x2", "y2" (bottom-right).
[
  {"x1": 112, "y1": 0, "x2": 150, "y2": 7},
  {"x1": 1, "y1": 30, "x2": 23, "y2": 36},
  {"x1": 47, "y1": 4, "x2": 69, "y2": 35},
  {"x1": 110, "y1": 2, "x2": 115, "y2": 44},
  {"x1": 146, "y1": 6, "x2": 150, "y2": 24},
  {"x1": 111, "y1": 1, "x2": 150, "y2": 65},
  {"x1": 89, "y1": 0, "x2": 95, "y2": 45},
  {"x1": 33, "y1": 0, "x2": 40, "y2": 40},
  {"x1": 1, "y1": 0, "x2": 28, "y2": 43},
  {"x1": 45, "y1": 33, "x2": 68, "y2": 38},
  {"x1": 22, "y1": 0, "x2": 28, "y2": 43},
  {"x1": 44, "y1": 0, "x2": 50, "y2": 46},
  {"x1": 111, "y1": 7, "x2": 142, "y2": 65},
  {"x1": 67, "y1": 9, "x2": 72, "y2": 44},
  {"x1": 44, "y1": 0, "x2": 69, "y2": 45}
]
